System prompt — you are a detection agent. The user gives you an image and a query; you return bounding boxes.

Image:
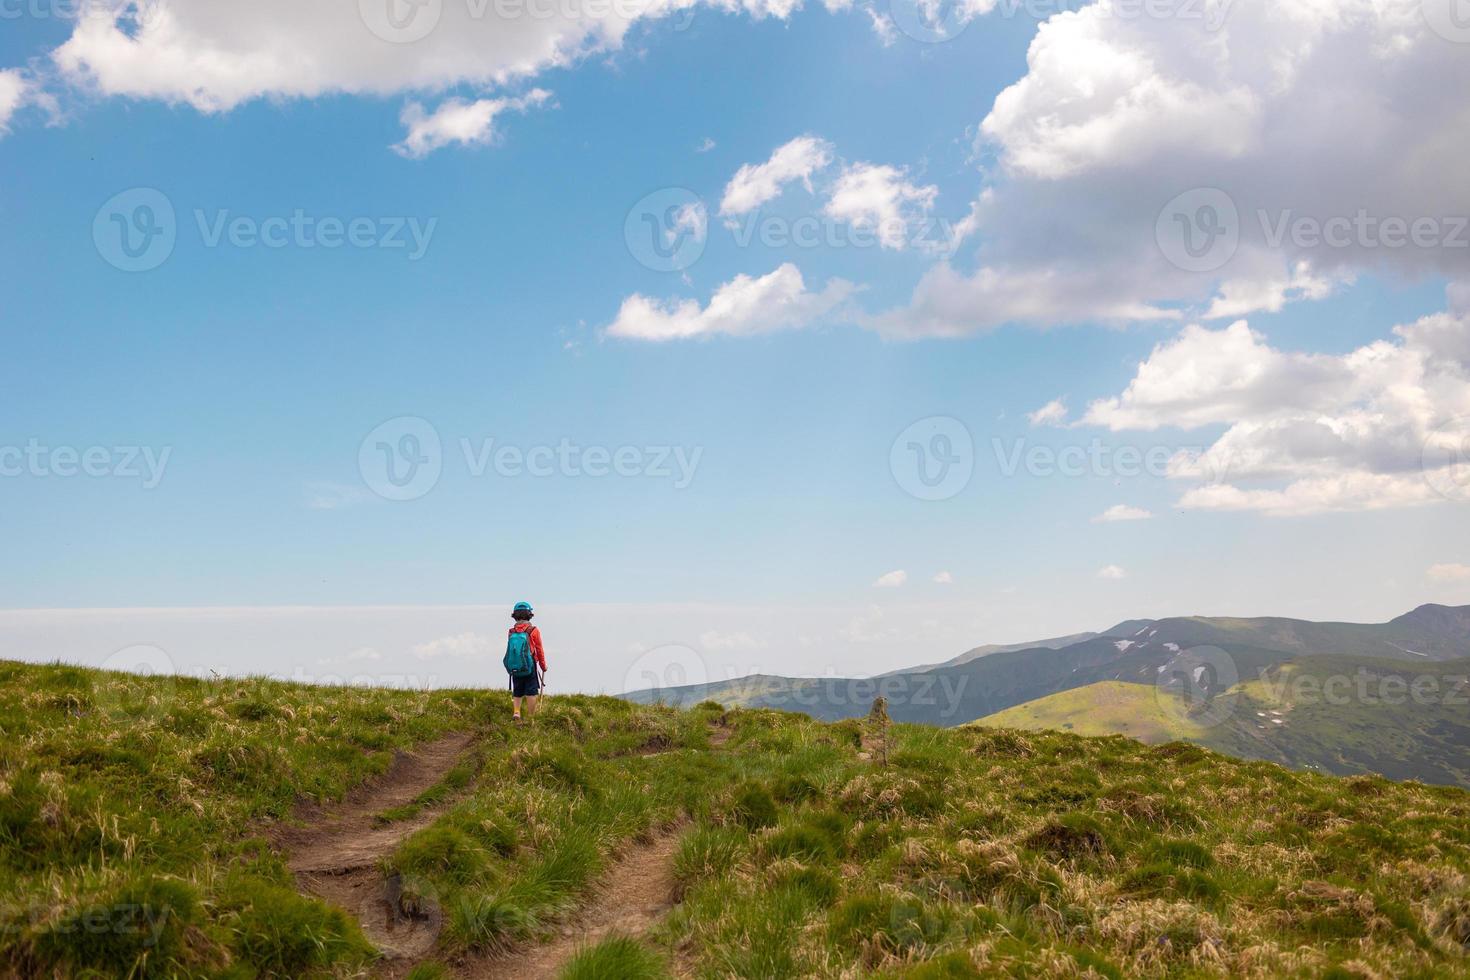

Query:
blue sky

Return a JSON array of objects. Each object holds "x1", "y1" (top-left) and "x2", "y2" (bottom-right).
[{"x1": 3, "y1": 0, "x2": 1470, "y2": 692}]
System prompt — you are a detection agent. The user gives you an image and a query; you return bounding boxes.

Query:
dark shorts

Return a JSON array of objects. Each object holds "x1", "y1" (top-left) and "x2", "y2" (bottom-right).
[{"x1": 511, "y1": 673, "x2": 541, "y2": 697}]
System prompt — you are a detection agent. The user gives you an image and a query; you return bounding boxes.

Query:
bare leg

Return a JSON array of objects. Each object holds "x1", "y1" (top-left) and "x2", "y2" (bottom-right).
[
  {"x1": 512, "y1": 696, "x2": 523, "y2": 720},
  {"x1": 524, "y1": 695, "x2": 539, "y2": 723}
]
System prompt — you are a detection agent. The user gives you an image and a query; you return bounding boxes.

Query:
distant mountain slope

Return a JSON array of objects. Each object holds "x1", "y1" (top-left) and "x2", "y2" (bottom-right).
[
  {"x1": 624, "y1": 605, "x2": 1470, "y2": 730},
  {"x1": 880, "y1": 630, "x2": 1099, "y2": 676},
  {"x1": 974, "y1": 655, "x2": 1470, "y2": 789}
]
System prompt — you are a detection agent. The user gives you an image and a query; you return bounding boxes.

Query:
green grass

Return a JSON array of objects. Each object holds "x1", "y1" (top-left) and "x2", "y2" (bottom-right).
[
  {"x1": 560, "y1": 934, "x2": 670, "y2": 979},
  {"x1": 3, "y1": 659, "x2": 1470, "y2": 977}
]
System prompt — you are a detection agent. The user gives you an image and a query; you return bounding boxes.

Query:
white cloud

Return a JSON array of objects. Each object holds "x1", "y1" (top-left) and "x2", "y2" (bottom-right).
[
  {"x1": 393, "y1": 89, "x2": 551, "y2": 158},
  {"x1": 874, "y1": 0, "x2": 1470, "y2": 336},
  {"x1": 606, "y1": 263, "x2": 855, "y2": 341},
  {"x1": 868, "y1": 261, "x2": 1181, "y2": 338},
  {"x1": 305, "y1": 482, "x2": 373, "y2": 511},
  {"x1": 1094, "y1": 505, "x2": 1152, "y2": 523},
  {"x1": 699, "y1": 629, "x2": 766, "y2": 651},
  {"x1": 873, "y1": 569, "x2": 907, "y2": 588},
  {"x1": 864, "y1": 8, "x2": 898, "y2": 46},
  {"x1": 1078, "y1": 294, "x2": 1470, "y2": 516},
  {"x1": 1027, "y1": 398, "x2": 1068, "y2": 427},
  {"x1": 1427, "y1": 563, "x2": 1470, "y2": 583},
  {"x1": 1097, "y1": 565, "x2": 1127, "y2": 580},
  {"x1": 932, "y1": 571, "x2": 954, "y2": 584},
  {"x1": 720, "y1": 135, "x2": 833, "y2": 216},
  {"x1": 1177, "y1": 475, "x2": 1442, "y2": 518},
  {"x1": 1082, "y1": 320, "x2": 1348, "y2": 433},
  {"x1": 823, "y1": 162, "x2": 938, "y2": 251},
  {"x1": 1203, "y1": 262, "x2": 1342, "y2": 320},
  {"x1": 0, "y1": 69, "x2": 26, "y2": 135},
  {"x1": 413, "y1": 632, "x2": 495, "y2": 660},
  {"x1": 318, "y1": 646, "x2": 384, "y2": 667},
  {"x1": 46, "y1": 0, "x2": 810, "y2": 116},
  {"x1": 696, "y1": 136, "x2": 716, "y2": 153},
  {"x1": 839, "y1": 605, "x2": 901, "y2": 643}
]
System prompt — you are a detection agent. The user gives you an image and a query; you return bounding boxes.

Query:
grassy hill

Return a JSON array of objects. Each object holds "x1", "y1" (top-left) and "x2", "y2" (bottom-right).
[
  {"x1": 975, "y1": 681, "x2": 1211, "y2": 744},
  {"x1": 4, "y1": 659, "x2": 1470, "y2": 977},
  {"x1": 974, "y1": 656, "x2": 1470, "y2": 789}
]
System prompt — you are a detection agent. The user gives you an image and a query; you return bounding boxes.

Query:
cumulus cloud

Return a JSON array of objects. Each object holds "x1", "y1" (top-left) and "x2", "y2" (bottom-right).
[
  {"x1": 874, "y1": 0, "x2": 1470, "y2": 336},
  {"x1": 932, "y1": 571, "x2": 954, "y2": 584},
  {"x1": 873, "y1": 569, "x2": 908, "y2": 588},
  {"x1": 823, "y1": 162, "x2": 938, "y2": 251},
  {"x1": 1076, "y1": 294, "x2": 1470, "y2": 516},
  {"x1": 393, "y1": 89, "x2": 551, "y2": 158},
  {"x1": 412, "y1": 632, "x2": 494, "y2": 660},
  {"x1": 720, "y1": 135, "x2": 833, "y2": 216},
  {"x1": 1094, "y1": 505, "x2": 1152, "y2": 523},
  {"x1": 606, "y1": 263, "x2": 854, "y2": 341},
  {"x1": 1027, "y1": 398, "x2": 1068, "y2": 427},
  {"x1": 1427, "y1": 563, "x2": 1470, "y2": 583},
  {"x1": 1097, "y1": 565, "x2": 1127, "y2": 580},
  {"x1": 699, "y1": 629, "x2": 767, "y2": 651},
  {"x1": 47, "y1": 0, "x2": 818, "y2": 113}
]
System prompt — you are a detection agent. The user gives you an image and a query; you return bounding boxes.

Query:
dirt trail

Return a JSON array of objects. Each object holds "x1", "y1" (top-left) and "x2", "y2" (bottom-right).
[
  {"x1": 280, "y1": 732, "x2": 476, "y2": 960},
  {"x1": 461, "y1": 829, "x2": 683, "y2": 980}
]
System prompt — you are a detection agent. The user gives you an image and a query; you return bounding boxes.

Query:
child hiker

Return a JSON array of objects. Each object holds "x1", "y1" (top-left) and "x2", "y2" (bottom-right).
[{"x1": 503, "y1": 601, "x2": 547, "y2": 724}]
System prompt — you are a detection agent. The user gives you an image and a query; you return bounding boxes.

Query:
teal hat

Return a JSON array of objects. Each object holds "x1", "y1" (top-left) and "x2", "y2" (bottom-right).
[{"x1": 513, "y1": 601, "x2": 534, "y2": 614}]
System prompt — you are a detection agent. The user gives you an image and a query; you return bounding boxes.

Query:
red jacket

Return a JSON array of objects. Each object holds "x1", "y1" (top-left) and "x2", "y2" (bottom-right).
[{"x1": 510, "y1": 622, "x2": 547, "y2": 671}]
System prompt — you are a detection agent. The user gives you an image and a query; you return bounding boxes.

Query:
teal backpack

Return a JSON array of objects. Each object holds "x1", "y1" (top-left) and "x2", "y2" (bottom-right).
[{"x1": 504, "y1": 630, "x2": 537, "y2": 678}]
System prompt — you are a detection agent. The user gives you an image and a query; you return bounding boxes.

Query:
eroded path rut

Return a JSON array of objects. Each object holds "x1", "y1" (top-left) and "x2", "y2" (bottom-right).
[
  {"x1": 279, "y1": 732, "x2": 476, "y2": 959},
  {"x1": 461, "y1": 829, "x2": 682, "y2": 979}
]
